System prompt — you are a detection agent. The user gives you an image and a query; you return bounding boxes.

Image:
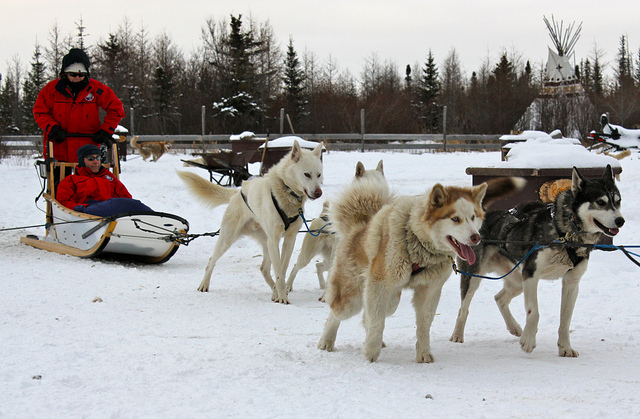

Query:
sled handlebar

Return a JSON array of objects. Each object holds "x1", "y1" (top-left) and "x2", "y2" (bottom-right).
[{"x1": 65, "y1": 133, "x2": 96, "y2": 138}]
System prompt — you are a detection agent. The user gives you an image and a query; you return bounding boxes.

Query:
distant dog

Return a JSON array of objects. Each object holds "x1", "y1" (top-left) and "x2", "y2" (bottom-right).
[
  {"x1": 285, "y1": 200, "x2": 336, "y2": 294},
  {"x1": 318, "y1": 160, "x2": 522, "y2": 362},
  {"x1": 177, "y1": 140, "x2": 324, "y2": 304},
  {"x1": 131, "y1": 136, "x2": 171, "y2": 161},
  {"x1": 450, "y1": 165, "x2": 624, "y2": 357}
]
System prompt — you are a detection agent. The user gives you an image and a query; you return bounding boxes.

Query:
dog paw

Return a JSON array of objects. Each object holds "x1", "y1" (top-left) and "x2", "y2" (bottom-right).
[
  {"x1": 416, "y1": 352, "x2": 435, "y2": 363},
  {"x1": 197, "y1": 285, "x2": 209, "y2": 292},
  {"x1": 449, "y1": 334, "x2": 464, "y2": 343},
  {"x1": 273, "y1": 296, "x2": 290, "y2": 305},
  {"x1": 364, "y1": 344, "x2": 382, "y2": 362},
  {"x1": 318, "y1": 340, "x2": 335, "y2": 352},
  {"x1": 559, "y1": 346, "x2": 579, "y2": 357},
  {"x1": 507, "y1": 324, "x2": 523, "y2": 337},
  {"x1": 520, "y1": 335, "x2": 536, "y2": 353}
]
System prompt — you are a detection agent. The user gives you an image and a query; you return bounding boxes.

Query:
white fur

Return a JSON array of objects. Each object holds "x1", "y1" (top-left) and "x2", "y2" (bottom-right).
[
  {"x1": 318, "y1": 162, "x2": 487, "y2": 362},
  {"x1": 177, "y1": 140, "x2": 324, "y2": 304}
]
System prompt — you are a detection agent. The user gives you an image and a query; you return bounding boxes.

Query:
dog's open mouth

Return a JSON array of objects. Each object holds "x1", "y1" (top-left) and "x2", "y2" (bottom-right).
[
  {"x1": 448, "y1": 236, "x2": 476, "y2": 265},
  {"x1": 594, "y1": 219, "x2": 619, "y2": 237}
]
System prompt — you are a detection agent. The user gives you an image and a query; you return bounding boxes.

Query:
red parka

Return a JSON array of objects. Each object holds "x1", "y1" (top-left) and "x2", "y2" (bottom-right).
[
  {"x1": 56, "y1": 166, "x2": 132, "y2": 211},
  {"x1": 33, "y1": 78, "x2": 125, "y2": 161}
]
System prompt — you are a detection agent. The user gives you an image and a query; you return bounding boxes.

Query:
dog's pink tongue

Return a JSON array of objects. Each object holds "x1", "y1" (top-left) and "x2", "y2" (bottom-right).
[
  {"x1": 458, "y1": 243, "x2": 476, "y2": 265},
  {"x1": 609, "y1": 227, "x2": 619, "y2": 236}
]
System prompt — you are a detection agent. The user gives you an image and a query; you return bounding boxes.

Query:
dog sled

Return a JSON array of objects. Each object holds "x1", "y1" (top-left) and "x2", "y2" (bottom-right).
[
  {"x1": 587, "y1": 114, "x2": 640, "y2": 158},
  {"x1": 20, "y1": 138, "x2": 189, "y2": 264}
]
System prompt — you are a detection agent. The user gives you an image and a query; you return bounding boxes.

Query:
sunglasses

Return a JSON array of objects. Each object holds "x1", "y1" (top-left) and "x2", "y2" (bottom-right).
[
  {"x1": 85, "y1": 156, "x2": 100, "y2": 162},
  {"x1": 67, "y1": 72, "x2": 87, "y2": 78}
]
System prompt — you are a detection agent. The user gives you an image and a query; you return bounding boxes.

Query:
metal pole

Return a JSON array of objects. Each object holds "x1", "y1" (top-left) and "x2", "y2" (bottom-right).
[
  {"x1": 280, "y1": 108, "x2": 285, "y2": 135},
  {"x1": 201, "y1": 105, "x2": 206, "y2": 137},
  {"x1": 360, "y1": 108, "x2": 365, "y2": 152},
  {"x1": 130, "y1": 107, "x2": 135, "y2": 136},
  {"x1": 442, "y1": 106, "x2": 448, "y2": 152}
]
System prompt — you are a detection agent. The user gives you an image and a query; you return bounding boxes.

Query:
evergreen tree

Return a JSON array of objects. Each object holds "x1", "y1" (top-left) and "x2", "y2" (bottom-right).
[
  {"x1": 615, "y1": 35, "x2": 634, "y2": 92},
  {"x1": 20, "y1": 42, "x2": 48, "y2": 134},
  {"x1": 212, "y1": 15, "x2": 265, "y2": 132},
  {"x1": 415, "y1": 50, "x2": 440, "y2": 132},
  {"x1": 404, "y1": 64, "x2": 412, "y2": 91},
  {"x1": 150, "y1": 32, "x2": 181, "y2": 134},
  {"x1": 282, "y1": 37, "x2": 306, "y2": 128},
  {"x1": 0, "y1": 73, "x2": 19, "y2": 134}
]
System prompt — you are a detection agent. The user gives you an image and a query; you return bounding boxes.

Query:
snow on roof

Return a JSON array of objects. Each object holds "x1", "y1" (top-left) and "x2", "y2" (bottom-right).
[
  {"x1": 258, "y1": 136, "x2": 325, "y2": 150},
  {"x1": 229, "y1": 131, "x2": 257, "y2": 141},
  {"x1": 498, "y1": 131, "x2": 620, "y2": 169}
]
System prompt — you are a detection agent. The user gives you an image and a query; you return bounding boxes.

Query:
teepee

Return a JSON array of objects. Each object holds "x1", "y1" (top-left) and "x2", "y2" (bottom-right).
[{"x1": 516, "y1": 16, "x2": 595, "y2": 138}]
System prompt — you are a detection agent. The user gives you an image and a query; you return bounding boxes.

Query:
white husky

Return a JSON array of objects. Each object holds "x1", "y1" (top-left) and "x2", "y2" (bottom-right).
[
  {"x1": 177, "y1": 140, "x2": 324, "y2": 304},
  {"x1": 285, "y1": 200, "x2": 335, "y2": 293}
]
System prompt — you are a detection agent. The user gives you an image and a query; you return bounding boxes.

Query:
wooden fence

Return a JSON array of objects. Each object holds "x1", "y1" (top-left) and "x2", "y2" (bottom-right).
[{"x1": 1, "y1": 133, "x2": 502, "y2": 157}]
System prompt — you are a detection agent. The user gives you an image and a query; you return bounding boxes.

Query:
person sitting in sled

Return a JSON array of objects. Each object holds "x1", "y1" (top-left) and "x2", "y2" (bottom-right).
[
  {"x1": 56, "y1": 144, "x2": 153, "y2": 217},
  {"x1": 33, "y1": 48, "x2": 125, "y2": 162}
]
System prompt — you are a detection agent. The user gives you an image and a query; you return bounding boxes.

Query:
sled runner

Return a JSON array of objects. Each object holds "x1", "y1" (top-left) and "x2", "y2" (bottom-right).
[
  {"x1": 587, "y1": 114, "x2": 640, "y2": 157},
  {"x1": 21, "y1": 138, "x2": 189, "y2": 264}
]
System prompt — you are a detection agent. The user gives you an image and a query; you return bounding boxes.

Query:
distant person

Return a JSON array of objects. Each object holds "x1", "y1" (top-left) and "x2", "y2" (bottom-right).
[
  {"x1": 56, "y1": 144, "x2": 153, "y2": 216},
  {"x1": 33, "y1": 48, "x2": 125, "y2": 162}
]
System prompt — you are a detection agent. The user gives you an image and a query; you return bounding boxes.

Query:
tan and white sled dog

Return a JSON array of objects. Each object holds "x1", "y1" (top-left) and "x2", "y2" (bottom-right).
[
  {"x1": 177, "y1": 140, "x2": 324, "y2": 304},
  {"x1": 318, "y1": 166, "x2": 522, "y2": 363},
  {"x1": 131, "y1": 136, "x2": 171, "y2": 161},
  {"x1": 285, "y1": 200, "x2": 336, "y2": 293}
]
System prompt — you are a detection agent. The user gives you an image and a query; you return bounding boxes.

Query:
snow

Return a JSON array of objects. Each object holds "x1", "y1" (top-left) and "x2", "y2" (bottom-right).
[
  {"x1": 259, "y1": 136, "x2": 326, "y2": 150},
  {"x1": 499, "y1": 130, "x2": 622, "y2": 169},
  {"x1": 600, "y1": 123, "x2": 640, "y2": 149},
  {"x1": 1, "y1": 147, "x2": 640, "y2": 418}
]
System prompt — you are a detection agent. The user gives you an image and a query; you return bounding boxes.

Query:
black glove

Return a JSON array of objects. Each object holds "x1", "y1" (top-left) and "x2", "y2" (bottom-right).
[
  {"x1": 48, "y1": 125, "x2": 66, "y2": 143},
  {"x1": 94, "y1": 129, "x2": 114, "y2": 145}
]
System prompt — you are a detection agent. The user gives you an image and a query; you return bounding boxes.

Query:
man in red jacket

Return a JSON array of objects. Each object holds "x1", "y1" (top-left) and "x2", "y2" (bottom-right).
[
  {"x1": 57, "y1": 144, "x2": 152, "y2": 217},
  {"x1": 33, "y1": 48, "x2": 125, "y2": 162}
]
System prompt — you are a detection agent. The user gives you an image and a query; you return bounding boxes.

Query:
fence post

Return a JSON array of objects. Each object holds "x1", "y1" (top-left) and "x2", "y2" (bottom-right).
[
  {"x1": 280, "y1": 108, "x2": 285, "y2": 135},
  {"x1": 442, "y1": 106, "x2": 448, "y2": 152},
  {"x1": 360, "y1": 109, "x2": 365, "y2": 152},
  {"x1": 130, "y1": 107, "x2": 135, "y2": 135},
  {"x1": 201, "y1": 106, "x2": 206, "y2": 137}
]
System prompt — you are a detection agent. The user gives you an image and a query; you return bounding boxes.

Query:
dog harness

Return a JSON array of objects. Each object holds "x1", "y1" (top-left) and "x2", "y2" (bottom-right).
[
  {"x1": 271, "y1": 192, "x2": 299, "y2": 231},
  {"x1": 239, "y1": 189, "x2": 300, "y2": 231}
]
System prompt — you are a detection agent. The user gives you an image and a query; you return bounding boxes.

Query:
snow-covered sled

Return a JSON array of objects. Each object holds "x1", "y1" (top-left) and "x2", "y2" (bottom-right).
[
  {"x1": 21, "y1": 140, "x2": 189, "y2": 264},
  {"x1": 587, "y1": 114, "x2": 640, "y2": 158}
]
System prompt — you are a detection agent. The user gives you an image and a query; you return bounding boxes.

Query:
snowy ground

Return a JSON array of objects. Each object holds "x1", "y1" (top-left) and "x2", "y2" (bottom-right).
[{"x1": 1, "y1": 148, "x2": 639, "y2": 418}]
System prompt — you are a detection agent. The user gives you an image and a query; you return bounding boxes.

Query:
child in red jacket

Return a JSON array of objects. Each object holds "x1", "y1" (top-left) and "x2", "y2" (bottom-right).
[{"x1": 56, "y1": 144, "x2": 152, "y2": 216}]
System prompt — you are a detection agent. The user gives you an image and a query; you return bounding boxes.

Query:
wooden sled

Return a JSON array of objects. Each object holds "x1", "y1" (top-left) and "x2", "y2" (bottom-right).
[{"x1": 21, "y1": 139, "x2": 189, "y2": 264}]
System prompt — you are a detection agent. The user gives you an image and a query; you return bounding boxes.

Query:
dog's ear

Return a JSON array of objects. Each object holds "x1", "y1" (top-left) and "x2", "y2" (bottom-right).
[
  {"x1": 429, "y1": 184, "x2": 448, "y2": 208},
  {"x1": 603, "y1": 164, "x2": 614, "y2": 183},
  {"x1": 291, "y1": 140, "x2": 302, "y2": 162},
  {"x1": 376, "y1": 159, "x2": 384, "y2": 174},
  {"x1": 472, "y1": 183, "x2": 488, "y2": 206},
  {"x1": 312, "y1": 141, "x2": 324, "y2": 158},
  {"x1": 355, "y1": 161, "x2": 365, "y2": 177},
  {"x1": 571, "y1": 166, "x2": 586, "y2": 195}
]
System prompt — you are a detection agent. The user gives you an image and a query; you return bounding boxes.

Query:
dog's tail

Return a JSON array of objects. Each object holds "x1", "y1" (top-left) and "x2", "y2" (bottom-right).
[
  {"x1": 482, "y1": 177, "x2": 526, "y2": 209},
  {"x1": 176, "y1": 170, "x2": 237, "y2": 209},
  {"x1": 330, "y1": 175, "x2": 392, "y2": 237},
  {"x1": 130, "y1": 136, "x2": 139, "y2": 148}
]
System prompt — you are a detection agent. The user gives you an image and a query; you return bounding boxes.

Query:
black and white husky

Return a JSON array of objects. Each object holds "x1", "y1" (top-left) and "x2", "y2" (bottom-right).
[{"x1": 450, "y1": 165, "x2": 624, "y2": 357}]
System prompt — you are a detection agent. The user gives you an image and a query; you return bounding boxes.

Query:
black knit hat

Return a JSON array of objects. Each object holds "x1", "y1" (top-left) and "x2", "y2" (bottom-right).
[
  {"x1": 77, "y1": 144, "x2": 101, "y2": 166},
  {"x1": 60, "y1": 48, "x2": 91, "y2": 76}
]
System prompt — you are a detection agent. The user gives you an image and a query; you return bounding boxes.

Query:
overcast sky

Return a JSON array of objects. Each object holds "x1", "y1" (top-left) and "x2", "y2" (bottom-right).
[{"x1": 2, "y1": 0, "x2": 638, "y2": 80}]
